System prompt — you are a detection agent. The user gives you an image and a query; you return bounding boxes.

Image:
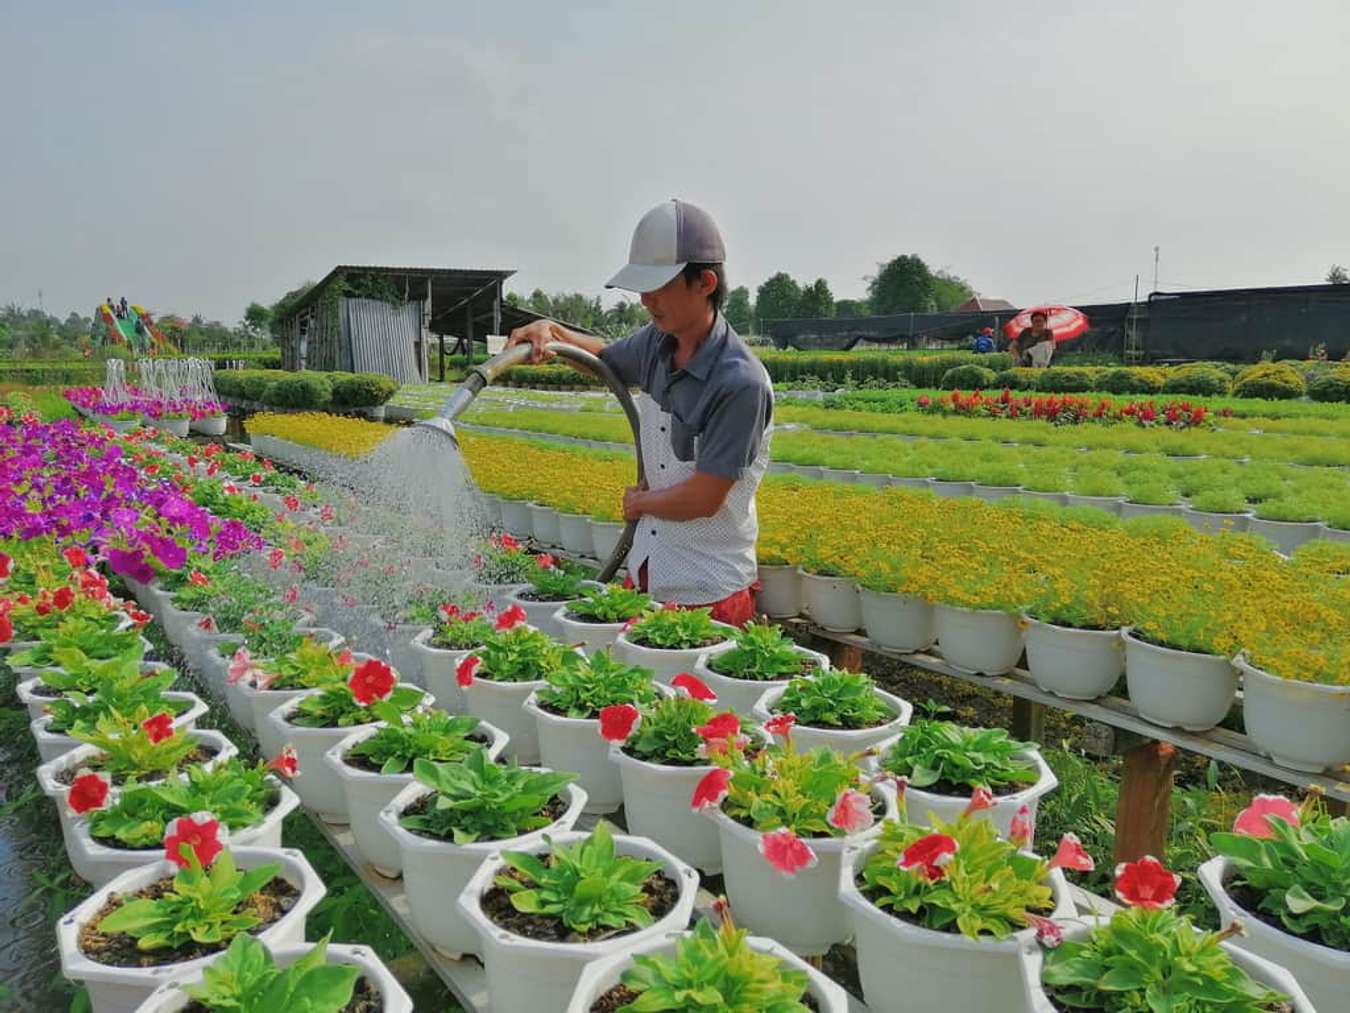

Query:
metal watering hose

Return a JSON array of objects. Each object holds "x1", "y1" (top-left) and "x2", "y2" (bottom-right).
[{"x1": 413, "y1": 341, "x2": 645, "y2": 583}]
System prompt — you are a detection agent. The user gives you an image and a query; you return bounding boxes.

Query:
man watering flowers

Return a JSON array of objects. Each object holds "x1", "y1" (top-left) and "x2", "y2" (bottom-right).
[{"x1": 507, "y1": 199, "x2": 772, "y2": 626}]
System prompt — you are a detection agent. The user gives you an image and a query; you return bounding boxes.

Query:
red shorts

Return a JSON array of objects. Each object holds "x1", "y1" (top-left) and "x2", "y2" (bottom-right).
[{"x1": 634, "y1": 562, "x2": 759, "y2": 628}]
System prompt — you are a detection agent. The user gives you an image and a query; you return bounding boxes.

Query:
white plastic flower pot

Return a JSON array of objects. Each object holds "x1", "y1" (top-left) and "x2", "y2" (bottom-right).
[
  {"x1": 755, "y1": 563, "x2": 801, "y2": 619},
  {"x1": 1022, "y1": 617, "x2": 1124, "y2": 700},
  {"x1": 188, "y1": 414, "x2": 227, "y2": 436},
  {"x1": 467, "y1": 580, "x2": 527, "y2": 613},
  {"x1": 38, "y1": 730, "x2": 238, "y2": 862},
  {"x1": 972, "y1": 483, "x2": 1020, "y2": 503},
  {"x1": 555, "y1": 607, "x2": 627, "y2": 655},
  {"x1": 528, "y1": 503, "x2": 563, "y2": 547},
  {"x1": 457, "y1": 829, "x2": 699, "y2": 1010},
  {"x1": 379, "y1": 781, "x2": 587, "y2": 958},
  {"x1": 565, "y1": 929, "x2": 850, "y2": 1013},
  {"x1": 1236, "y1": 655, "x2": 1350, "y2": 773},
  {"x1": 754, "y1": 684, "x2": 913, "y2": 760},
  {"x1": 134, "y1": 941, "x2": 413, "y2": 1013},
  {"x1": 840, "y1": 838, "x2": 1074, "y2": 1013},
  {"x1": 1063, "y1": 493, "x2": 1124, "y2": 515},
  {"x1": 798, "y1": 571, "x2": 862, "y2": 632},
  {"x1": 1197, "y1": 856, "x2": 1342, "y2": 1013},
  {"x1": 57, "y1": 846, "x2": 325, "y2": 1013},
  {"x1": 17, "y1": 676, "x2": 63, "y2": 721},
  {"x1": 869, "y1": 740, "x2": 1059, "y2": 845},
  {"x1": 1119, "y1": 500, "x2": 1182, "y2": 520},
  {"x1": 498, "y1": 498, "x2": 534, "y2": 539},
  {"x1": 461, "y1": 672, "x2": 547, "y2": 765},
  {"x1": 31, "y1": 692, "x2": 209, "y2": 764},
  {"x1": 1248, "y1": 516, "x2": 1321, "y2": 555},
  {"x1": 821, "y1": 466, "x2": 861, "y2": 484},
  {"x1": 377, "y1": 621, "x2": 426, "y2": 689},
  {"x1": 557, "y1": 512, "x2": 594, "y2": 557},
  {"x1": 928, "y1": 478, "x2": 975, "y2": 499},
  {"x1": 410, "y1": 627, "x2": 482, "y2": 713},
  {"x1": 157, "y1": 600, "x2": 205, "y2": 650},
  {"x1": 523, "y1": 693, "x2": 642, "y2": 814},
  {"x1": 1123, "y1": 629, "x2": 1237, "y2": 731},
  {"x1": 66, "y1": 782, "x2": 300, "y2": 888},
  {"x1": 1182, "y1": 507, "x2": 1252, "y2": 535},
  {"x1": 613, "y1": 622, "x2": 738, "y2": 686},
  {"x1": 609, "y1": 746, "x2": 727, "y2": 873},
  {"x1": 264, "y1": 687, "x2": 433, "y2": 823},
  {"x1": 589, "y1": 519, "x2": 626, "y2": 562},
  {"x1": 859, "y1": 587, "x2": 936, "y2": 652},
  {"x1": 325, "y1": 719, "x2": 509, "y2": 878},
  {"x1": 506, "y1": 582, "x2": 602, "y2": 639},
  {"x1": 691, "y1": 643, "x2": 830, "y2": 716},
  {"x1": 1017, "y1": 915, "x2": 1316, "y2": 1012},
  {"x1": 149, "y1": 416, "x2": 191, "y2": 438},
  {"x1": 708, "y1": 784, "x2": 896, "y2": 955},
  {"x1": 934, "y1": 604, "x2": 1024, "y2": 675}
]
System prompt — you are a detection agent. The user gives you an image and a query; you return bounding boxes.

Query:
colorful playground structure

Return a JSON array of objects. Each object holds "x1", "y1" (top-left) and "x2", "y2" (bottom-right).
[{"x1": 93, "y1": 300, "x2": 177, "y2": 354}]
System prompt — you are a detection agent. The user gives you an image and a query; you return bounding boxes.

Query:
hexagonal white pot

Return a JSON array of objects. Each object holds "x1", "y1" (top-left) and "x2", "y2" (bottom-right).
[
  {"x1": 798, "y1": 571, "x2": 862, "y2": 632},
  {"x1": 589, "y1": 520, "x2": 626, "y2": 563},
  {"x1": 1198, "y1": 856, "x2": 1343, "y2": 1013},
  {"x1": 753, "y1": 684, "x2": 913, "y2": 760},
  {"x1": 755, "y1": 563, "x2": 801, "y2": 619},
  {"x1": 609, "y1": 745, "x2": 726, "y2": 873},
  {"x1": 839, "y1": 836, "x2": 1074, "y2": 1013},
  {"x1": 66, "y1": 781, "x2": 300, "y2": 888},
  {"x1": 612, "y1": 622, "x2": 737, "y2": 687},
  {"x1": 528, "y1": 503, "x2": 562, "y2": 547},
  {"x1": 466, "y1": 580, "x2": 527, "y2": 613},
  {"x1": 934, "y1": 604, "x2": 1024, "y2": 675},
  {"x1": 263, "y1": 687, "x2": 433, "y2": 823},
  {"x1": 379, "y1": 781, "x2": 587, "y2": 958},
  {"x1": 868, "y1": 739, "x2": 1059, "y2": 846},
  {"x1": 188, "y1": 414, "x2": 227, "y2": 437},
  {"x1": 1182, "y1": 507, "x2": 1252, "y2": 534},
  {"x1": 412, "y1": 626, "x2": 492, "y2": 713},
  {"x1": 1022, "y1": 617, "x2": 1124, "y2": 700},
  {"x1": 1236, "y1": 654, "x2": 1350, "y2": 772},
  {"x1": 691, "y1": 642, "x2": 830, "y2": 716},
  {"x1": 133, "y1": 941, "x2": 412, "y2": 1013},
  {"x1": 555, "y1": 607, "x2": 628, "y2": 655},
  {"x1": 17, "y1": 676, "x2": 65, "y2": 721},
  {"x1": 456, "y1": 829, "x2": 698, "y2": 1011},
  {"x1": 57, "y1": 846, "x2": 324, "y2": 1013},
  {"x1": 1320, "y1": 522, "x2": 1350, "y2": 543},
  {"x1": 380, "y1": 621, "x2": 426, "y2": 689},
  {"x1": 221, "y1": 629, "x2": 347, "y2": 734},
  {"x1": 498, "y1": 498, "x2": 534, "y2": 539},
  {"x1": 565, "y1": 929, "x2": 850, "y2": 1013},
  {"x1": 1063, "y1": 493, "x2": 1124, "y2": 515},
  {"x1": 479, "y1": 492, "x2": 503, "y2": 525},
  {"x1": 461, "y1": 672, "x2": 547, "y2": 765},
  {"x1": 506, "y1": 581, "x2": 602, "y2": 639},
  {"x1": 707, "y1": 784, "x2": 896, "y2": 955},
  {"x1": 556, "y1": 512, "x2": 594, "y2": 557},
  {"x1": 324, "y1": 718, "x2": 508, "y2": 878},
  {"x1": 31, "y1": 691, "x2": 209, "y2": 764},
  {"x1": 859, "y1": 587, "x2": 936, "y2": 652},
  {"x1": 1122, "y1": 629, "x2": 1236, "y2": 731},
  {"x1": 38, "y1": 729, "x2": 237, "y2": 862},
  {"x1": 157, "y1": 599, "x2": 205, "y2": 650}
]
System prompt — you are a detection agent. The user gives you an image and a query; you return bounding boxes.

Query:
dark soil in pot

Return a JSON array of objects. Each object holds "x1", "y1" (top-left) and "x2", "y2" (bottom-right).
[{"x1": 56, "y1": 744, "x2": 218, "y2": 787}]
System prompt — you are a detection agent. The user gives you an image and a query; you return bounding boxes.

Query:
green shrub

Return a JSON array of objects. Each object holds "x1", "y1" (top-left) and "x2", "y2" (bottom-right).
[
  {"x1": 328, "y1": 372, "x2": 398, "y2": 408},
  {"x1": 1232, "y1": 362, "x2": 1305, "y2": 400},
  {"x1": 1097, "y1": 367, "x2": 1165, "y2": 394},
  {"x1": 261, "y1": 373, "x2": 331, "y2": 409},
  {"x1": 994, "y1": 368, "x2": 1038, "y2": 390},
  {"x1": 1160, "y1": 365, "x2": 1230, "y2": 396},
  {"x1": 1306, "y1": 367, "x2": 1350, "y2": 403},
  {"x1": 1034, "y1": 367, "x2": 1096, "y2": 393},
  {"x1": 939, "y1": 364, "x2": 998, "y2": 390}
]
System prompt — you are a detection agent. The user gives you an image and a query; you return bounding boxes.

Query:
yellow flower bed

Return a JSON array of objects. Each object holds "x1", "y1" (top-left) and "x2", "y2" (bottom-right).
[
  {"x1": 249, "y1": 412, "x2": 395, "y2": 458},
  {"x1": 460, "y1": 432, "x2": 1349, "y2": 686}
]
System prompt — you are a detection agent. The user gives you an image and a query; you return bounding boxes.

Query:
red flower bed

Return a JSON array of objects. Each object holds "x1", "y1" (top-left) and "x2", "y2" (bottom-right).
[{"x1": 915, "y1": 389, "x2": 1211, "y2": 429}]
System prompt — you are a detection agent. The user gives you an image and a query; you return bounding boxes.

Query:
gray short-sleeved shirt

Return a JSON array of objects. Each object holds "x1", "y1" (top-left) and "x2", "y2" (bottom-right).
[{"x1": 599, "y1": 315, "x2": 772, "y2": 479}]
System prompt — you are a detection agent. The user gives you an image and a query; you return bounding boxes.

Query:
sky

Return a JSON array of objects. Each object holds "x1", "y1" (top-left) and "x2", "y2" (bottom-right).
[{"x1": 3, "y1": 0, "x2": 1349, "y2": 325}]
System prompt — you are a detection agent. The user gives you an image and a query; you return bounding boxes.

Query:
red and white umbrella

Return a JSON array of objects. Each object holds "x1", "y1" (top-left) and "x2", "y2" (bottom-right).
[{"x1": 1002, "y1": 305, "x2": 1089, "y2": 343}]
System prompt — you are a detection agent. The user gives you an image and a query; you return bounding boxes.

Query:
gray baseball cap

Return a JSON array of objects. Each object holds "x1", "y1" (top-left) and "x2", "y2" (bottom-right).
[{"x1": 605, "y1": 199, "x2": 726, "y2": 293}]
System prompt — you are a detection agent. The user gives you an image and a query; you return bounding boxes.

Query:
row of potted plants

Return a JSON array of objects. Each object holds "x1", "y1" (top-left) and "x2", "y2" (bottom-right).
[{"x1": 63, "y1": 386, "x2": 227, "y2": 436}]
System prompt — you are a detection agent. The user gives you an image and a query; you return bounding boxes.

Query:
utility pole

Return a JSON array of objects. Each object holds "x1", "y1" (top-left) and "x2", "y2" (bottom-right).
[{"x1": 1152, "y1": 247, "x2": 1160, "y2": 293}]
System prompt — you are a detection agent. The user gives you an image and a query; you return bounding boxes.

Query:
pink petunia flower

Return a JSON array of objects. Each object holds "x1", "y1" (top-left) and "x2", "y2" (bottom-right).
[
  {"x1": 1008, "y1": 804, "x2": 1034, "y2": 848},
  {"x1": 1048, "y1": 832, "x2": 1095, "y2": 872},
  {"x1": 963, "y1": 785, "x2": 994, "y2": 815},
  {"x1": 826, "y1": 789, "x2": 875, "y2": 834},
  {"x1": 899, "y1": 833, "x2": 959, "y2": 881},
  {"x1": 226, "y1": 647, "x2": 259, "y2": 686},
  {"x1": 758, "y1": 828, "x2": 818, "y2": 877},
  {"x1": 690, "y1": 767, "x2": 732, "y2": 811},
  {"x1": 1232, "y1": 795, "x2": 1300, "y2": 839},
  {"x1": 1024, "y1": 913, "x2": 1063, "y2": 948},
  {"x1": 268, "y1": 745, "x2": 299, "y2": 778}
]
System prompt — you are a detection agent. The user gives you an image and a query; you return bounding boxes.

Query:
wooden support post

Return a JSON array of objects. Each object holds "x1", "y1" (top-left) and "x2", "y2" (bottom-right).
[
  {"x1": 1114, "y1": 739, "x2": 1176, "y2": 864},
  {"x1": 438, "y1": 334, "x2": 446, "y2": 382},
  {"x1": 464, "y1": 304, "x2": 474, "y2": 368},
  {"x1": 1011, "y1": 698, "x2": 1045, "y2": 743},
  {"x1": 827, "y1": 640, "x2": 863, "y2": 673}
]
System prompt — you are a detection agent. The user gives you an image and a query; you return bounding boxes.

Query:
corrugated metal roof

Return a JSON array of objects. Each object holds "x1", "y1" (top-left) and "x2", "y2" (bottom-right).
[{"x1": 277, "y1": 264, "x2": 516, "y2": 320}]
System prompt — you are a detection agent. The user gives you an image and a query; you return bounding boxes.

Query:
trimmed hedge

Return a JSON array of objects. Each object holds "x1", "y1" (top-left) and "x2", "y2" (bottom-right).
[
  {"x1": 940, "y1": 364, "x2": 998, "y2": 390},
  {"x1": 1160, "y1": 365, "x2": 1231, "y2": 396},
  {"x1": 1306, "y1": 367, "x2": 1350, "y2": 403},
  {"x1": 262, "y1": 373, "x2": 332, "y2": 409},
  {"x1": 1097, "y1": 367, "x2": 1165, "y2": 394},
  {"x1": 329, "y1": 372, "x2": 399, "y2": 408},
  {"x1": 214, "y1": 368, "x2": 397, "y2": 410},
  {"x1": 756, "y1": 350, "x2": 1013, "y2": 387},
  {"x1": 1034, "y1": 367, "x2": 1096, "y2": 392},
  {"x1": 1232, "y1": 362, "x2": 1306, "y2": 400}
]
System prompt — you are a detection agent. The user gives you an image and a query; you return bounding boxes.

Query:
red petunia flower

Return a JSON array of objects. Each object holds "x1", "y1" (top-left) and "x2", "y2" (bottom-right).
[
  {"x1": 670, "y1": 673, "x2": 717, "y2": 703},
  {"x1": 197, "y1": 615, "x2": 215, "y2": 631},
  {"x1": 52, "y1": 586, "x2": 75, "y2": 611},
  {"x1": 189, "y1": 569, "x2": 209, "y2": 586},
  {"x1": 535, "y1": 553, "x2": 557, "y2": 570},
  {"x1": 268, "y1": 745, "x2": 300, "y2": 778},
  {"x1": 763, "y1": 713, "x2": 796, "y2": 738},
  {"x1": 282, "y1": 494, "x2": 300, "y2": 512},
  {"x1": 0, "y1": 551, "x2": 12, "y2": 579},
  {"x1": 163, "y1": 812, "x2": 225, "y2": 869},
  {"x1": 268, "y1": 548, "x2": 285, "y2": 570},
  {"x1": 598, "y1": 704, "x2": 640, "y2": 742},
  {"x1": 1049, "y1": 832, "x2": 1095, "y2": 872},
  {"x1": 1008, "y1": 804, "x2": 1034, "y2": 847},
  {"x1": 141, "y1": 711, "x2": 175, "y2": 743},
  {"x1": 690, "y1": 767, "x2": 732, "y2": 810},
  {"x1": 0, "y1": 612, "x2": 12, "y2": 645},
  {"x1": 498, "y1": 533, "x2": 520, "y2": 551},
  {"x1": 1232, "y1": 795, "x2": 1300, "y2": 839},
  {"x1": 249, "y1": 473, "x2": 263, "y2": 486},
  {"x1": 62, "y1": 547, "x2": 88, "y2": 568},
  {"x1": 898, "y1": 833, "x2": 958, "y2": 881},
  {"x1": 1113, "y1": 856, "x2": 1179, "y2": 908},
  {"x1": 758, "y1": 828, "x2": 818, "y2": 877},
  {"x1": 695, "y1": 712, "x2": 741, "y2": 743},
  {"x1": 67, "y1": 770, "x2": 111, "y2": 815},
  {"x1": 283, "y1": 585, "x2": 299, "y2": 604},
  {"x1": 827, "y1": 789, "x2": 875, "y2": 834},
  {"x1": 963, "y1": 785, "x2": 994, "y2": 816},
  {"x1": 494, "y1": 604, "x2": 527, "y2": 631},
  {"x1": 348, "y1": 658, "x2": 396, "y2": 705},
  {"x1": 456, "y1": 654, "x2": 480, "y2": 688},
  {"x1": 126, "y1": 608, "x2": 151, "y2": 627}
]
